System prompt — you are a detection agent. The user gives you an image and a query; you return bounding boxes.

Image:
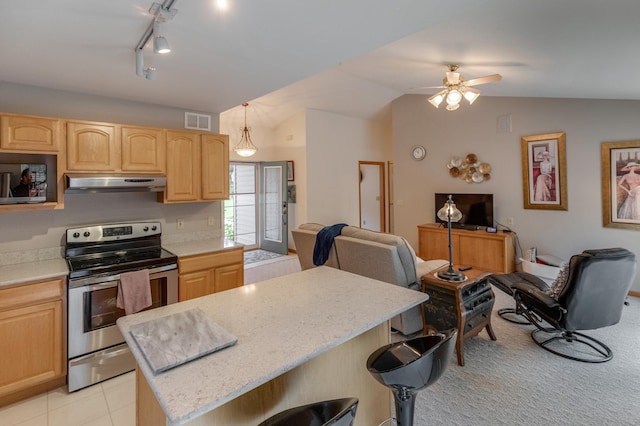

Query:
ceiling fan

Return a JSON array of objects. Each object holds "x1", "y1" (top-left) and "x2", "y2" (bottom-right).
[{"x1": 417, "y1": 64, "x2": 502, "y2": 111}]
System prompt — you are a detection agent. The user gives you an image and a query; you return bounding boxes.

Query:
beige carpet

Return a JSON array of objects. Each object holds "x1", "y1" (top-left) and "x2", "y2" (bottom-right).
[{"x1": 403, "y1": 289, "x2": 640, "y2": 425}]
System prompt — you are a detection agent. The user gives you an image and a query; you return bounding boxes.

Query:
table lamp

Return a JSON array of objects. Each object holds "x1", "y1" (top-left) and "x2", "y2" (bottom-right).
[{"x1": 437, "y1": 195, "x2": 466, "y2": 282}]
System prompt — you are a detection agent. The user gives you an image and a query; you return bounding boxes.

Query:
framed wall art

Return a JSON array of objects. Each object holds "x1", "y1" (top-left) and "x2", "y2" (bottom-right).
[
  {"x1": 601, "y1": 140, "x2": 640, "y2": 229},
  {"x1": 521, "y1": 132, "x2": 567, "y2": 210},
  {"x1": 287, "y1": 161, "x2": 295, "y2": 182}
]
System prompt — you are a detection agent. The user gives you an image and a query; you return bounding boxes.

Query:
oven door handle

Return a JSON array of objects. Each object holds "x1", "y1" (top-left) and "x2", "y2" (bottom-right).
[{"x1": 79, "y1": 281, "x2": 119, "y2": 293}]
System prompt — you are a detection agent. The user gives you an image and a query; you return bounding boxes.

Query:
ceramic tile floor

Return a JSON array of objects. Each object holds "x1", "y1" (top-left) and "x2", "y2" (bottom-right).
[{"x1": 0, "y1": 372, "x2": 135, "y2": 426}]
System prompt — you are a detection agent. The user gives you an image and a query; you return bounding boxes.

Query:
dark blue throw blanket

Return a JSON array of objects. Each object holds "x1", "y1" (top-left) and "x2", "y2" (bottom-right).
[{"x1": 313, "y1": 223, "x2": 348, "y2": 266}]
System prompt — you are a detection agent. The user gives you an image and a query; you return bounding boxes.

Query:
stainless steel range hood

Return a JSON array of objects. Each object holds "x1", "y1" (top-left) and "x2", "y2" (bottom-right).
[{"x1": 65, "y1": 174, "x2": 166, "y2": 194}]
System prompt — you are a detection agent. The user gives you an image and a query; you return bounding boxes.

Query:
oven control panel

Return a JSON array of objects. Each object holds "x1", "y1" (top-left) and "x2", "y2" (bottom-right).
[{"x1": 66, "y1": 222, "x2": 162, "y2": 243}]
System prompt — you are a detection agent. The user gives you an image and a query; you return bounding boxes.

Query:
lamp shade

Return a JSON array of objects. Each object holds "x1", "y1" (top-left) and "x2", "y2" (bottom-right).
[
  {"x1": 463, "y1": 87, "x2": 480, "y2": 104},
  {"x1": 437, "y1": 197, "x2": 462, "y2": 222}
]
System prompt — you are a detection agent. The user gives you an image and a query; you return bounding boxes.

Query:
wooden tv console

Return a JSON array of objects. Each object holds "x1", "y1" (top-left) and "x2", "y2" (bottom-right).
[{"x1": 417, "y1": 223, "x2": 516, "y2": 274}]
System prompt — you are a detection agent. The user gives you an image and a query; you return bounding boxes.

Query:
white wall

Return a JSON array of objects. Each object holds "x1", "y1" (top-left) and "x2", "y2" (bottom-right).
[
  {"x1": 305, "y1": 109, "x2": 391, "y2": 226},
  {"x1": 0, "y1": 82, "x2": 217, "y2": 131},
  {"x1": 391, "y1": 95, "x2": 640, "y2": 292}
]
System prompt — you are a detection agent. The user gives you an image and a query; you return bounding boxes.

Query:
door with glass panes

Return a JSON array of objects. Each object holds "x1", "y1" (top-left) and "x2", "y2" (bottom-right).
[{"x1": 225, "y1": 162, "x2": 288, "y2": 254}]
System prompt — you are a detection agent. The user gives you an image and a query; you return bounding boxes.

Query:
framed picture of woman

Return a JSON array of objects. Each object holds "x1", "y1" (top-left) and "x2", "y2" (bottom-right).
[
  {"x1": 602, "y1": 140, "x2": 640, "y2": 229},
  {"x1": 521, "y1": 132, "x2": 567, "y2": 210}
]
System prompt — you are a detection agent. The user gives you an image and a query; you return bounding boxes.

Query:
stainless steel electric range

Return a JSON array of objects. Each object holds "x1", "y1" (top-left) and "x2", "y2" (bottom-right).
[{"x1": 65, "y1": 222, "x2": 178, "y2": 392}]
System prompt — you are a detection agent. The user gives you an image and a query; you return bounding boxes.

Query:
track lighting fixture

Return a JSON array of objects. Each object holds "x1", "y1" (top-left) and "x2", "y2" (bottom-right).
[
  {"x1": 134, "y1": 1, "x2": 178, "y2": 80},
  {"x1": 153, "y1": 21, "x2": 171, "y2": 54},
  {"x1": 136, "y1": 50, "x2": 157, "y2": 80}
]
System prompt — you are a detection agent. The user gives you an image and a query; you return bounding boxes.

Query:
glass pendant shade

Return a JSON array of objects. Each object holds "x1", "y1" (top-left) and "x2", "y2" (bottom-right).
[
  {"x1": 234, "y1": 127, "x2": 257, "y2": 157},
  {"x1": 233, "y1": 103, "x2": 257, "y2": 157},
  {"x1": 463, "y1": 88, "x2": 480, "y2": 104},
  {"x1": 428, "y1": 91, "x2": 445, "y2": 108},
  {"x1": 446, "y1": 89, "x2": 462, "y2": 105}
]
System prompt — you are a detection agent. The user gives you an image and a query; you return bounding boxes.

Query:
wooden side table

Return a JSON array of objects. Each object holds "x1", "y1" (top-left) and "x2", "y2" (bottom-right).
[{"x1": 420, "y1": 266, "x2": 497, "y2": 366}]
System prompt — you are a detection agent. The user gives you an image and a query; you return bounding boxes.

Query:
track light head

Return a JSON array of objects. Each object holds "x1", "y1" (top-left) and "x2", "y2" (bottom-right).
[
  {"x1": 152, "y1": 21, "x2": 171, "y2": 54},
  {"x1": 153, "y1": 35, "x2": 170, "y2": 54}
]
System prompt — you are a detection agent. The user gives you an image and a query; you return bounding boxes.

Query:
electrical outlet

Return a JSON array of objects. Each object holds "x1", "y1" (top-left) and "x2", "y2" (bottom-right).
[
  {"x1": 177, "y1": 218, "x2": 184, "y2": 229},
  {"x1": 208, "y1": 216, "x2": 216, "y2": 227},
  {"x1": 507, "y1": 217, "x2": 514, "y2": 226}
]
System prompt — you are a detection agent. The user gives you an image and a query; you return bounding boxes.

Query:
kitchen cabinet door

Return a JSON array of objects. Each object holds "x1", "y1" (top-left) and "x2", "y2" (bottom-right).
[
  {"x1": 66, "y1": 121, "x2": 119, "y2": 171},
  {"x1": 213, "y1": 263, "x2": 243, "y2": 293},
  {"x1": 121, "y1": 126, "x2": 166, "y2": 173},
  {"x1": 201, "y1": 134, "x2": 229, "y2": 200},
  {"x1": 178, "y1": 270, "x2": 212, "y2": 302},
  {"x1": 0, "y1": 114, "x2": 62, "y2": 152},
  {"x1": 0, "y1": 278, "x2": 66, "y2": 407},
  {"x1": 164, "y1": 131, "x2": 200, "y2": 202}
]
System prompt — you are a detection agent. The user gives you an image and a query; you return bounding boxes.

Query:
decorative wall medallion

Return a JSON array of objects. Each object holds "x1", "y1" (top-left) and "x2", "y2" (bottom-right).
[{"x1": 447, "y1": 153, "x2": 491, "y2": 183}]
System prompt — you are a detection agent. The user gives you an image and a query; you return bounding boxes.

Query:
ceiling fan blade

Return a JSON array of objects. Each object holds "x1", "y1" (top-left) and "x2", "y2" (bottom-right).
[
  {"x1": 464, "y1": 74, "x2": 502, "y2": 86},
  {"x1": 410, "y1": 85, "x2": 446, "y2": 90}
]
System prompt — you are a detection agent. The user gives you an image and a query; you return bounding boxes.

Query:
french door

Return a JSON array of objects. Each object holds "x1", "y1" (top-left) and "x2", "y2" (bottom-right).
[
  {"x1": 225, "y1": 161, "x2": 288, "y2": 254},
  {"x1": 259, "y1": 161, "x2": 288, "y2": 255}
]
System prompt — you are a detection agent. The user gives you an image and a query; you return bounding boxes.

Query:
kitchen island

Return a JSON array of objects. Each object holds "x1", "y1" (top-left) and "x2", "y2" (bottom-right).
[{"x1": 117, "y1": 266, "x2": 429, "y2": 426}]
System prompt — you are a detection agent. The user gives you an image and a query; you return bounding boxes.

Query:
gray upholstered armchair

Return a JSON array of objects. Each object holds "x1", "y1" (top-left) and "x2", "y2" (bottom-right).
[{"x1": 505, "y1": 248, "x2": 636, "y2": 363}]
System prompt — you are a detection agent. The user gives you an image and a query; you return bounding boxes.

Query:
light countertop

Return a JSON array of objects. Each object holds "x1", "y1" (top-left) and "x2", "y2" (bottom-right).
[
  {"x1": 117, "y1": 266, "x2": 429, "y2": 425},
  {"x1": 163, "y1": 238, "x2": 243, "y2": 257},
  {"x1": 0, "y1": 257, "x2": 69, "y2": 288},
  {"x1": 0, "y1": 238, "x2": 241, "y2": 288}
]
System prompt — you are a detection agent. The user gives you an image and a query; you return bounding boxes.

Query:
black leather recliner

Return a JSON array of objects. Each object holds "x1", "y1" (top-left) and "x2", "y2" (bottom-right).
[{"x1": 493, "y1": 248, "x2": 636, "y2": 362}]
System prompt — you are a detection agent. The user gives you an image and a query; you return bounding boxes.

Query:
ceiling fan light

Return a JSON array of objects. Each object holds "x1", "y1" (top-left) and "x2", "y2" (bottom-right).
[
  {"x1": 445, "y1": 103, "x2": 460, "y2": 111},
  {"x1": 464, "y1": 88, "x2": 480, "y2": 104},
  {"x1": 446, "y1": 89, "x2": 462, "y2": 105},
  {"x1": 428, "y1": 92, "x2": 445, "y2": 108}
]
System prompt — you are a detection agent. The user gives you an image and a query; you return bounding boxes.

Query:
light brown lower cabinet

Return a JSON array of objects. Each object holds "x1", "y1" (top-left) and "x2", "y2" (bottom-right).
[
  {"x1": 178, "y1": 248, "x2": 244, "y2": 301},
  {"x1": 417, "y1": 223, "x2": 516, "y2": 274},
  {"x1": 0, "y1": 278, "x2": 66, "y2": 407}
]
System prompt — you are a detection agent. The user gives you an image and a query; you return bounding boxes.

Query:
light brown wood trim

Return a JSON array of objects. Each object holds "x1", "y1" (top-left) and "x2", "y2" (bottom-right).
[
  {"x1": 0, "y1": 278, "x2": 64, "y2": 311},
  {"x1": 628, "y1": 290, "x2": 640, "y2": 298}
]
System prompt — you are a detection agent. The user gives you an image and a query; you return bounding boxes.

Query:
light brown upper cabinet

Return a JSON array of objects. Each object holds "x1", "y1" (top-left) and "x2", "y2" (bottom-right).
[
  {"x1": 201, "y1": 133, "x2": 229, "y2": 200},
  {"x1": 160, "y1": 130, "x2": 229, "y2": 203},
  {"x1": 0, "y1": 113, "x2": 62, "y2": 153},
  {"x1": 121, "y1": 126, "x2": 166, "y2": 173},
  {"x1": 66, "y1": 122, "x2": 167, "y2": 173},
  {"x1": 66, "y1": 120, "x2": 119, "y2": 171}
]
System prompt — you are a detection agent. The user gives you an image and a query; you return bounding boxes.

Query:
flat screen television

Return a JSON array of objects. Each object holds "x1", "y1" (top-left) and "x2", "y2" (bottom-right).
[{"x1": 435, "y1": 193, "x2": 494, "y2": 228}]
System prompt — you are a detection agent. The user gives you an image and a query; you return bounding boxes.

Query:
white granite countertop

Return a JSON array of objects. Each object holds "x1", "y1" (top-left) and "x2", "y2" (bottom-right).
[
  {"x1": 117, "y1": 266, "x2": 429, "y2": 425},
  {"x1": 0, "y1": 257, "x2": 69, "y2": 288},
  {"x1": 163, "y1": 238, "x2": 243, "y2": 257}
]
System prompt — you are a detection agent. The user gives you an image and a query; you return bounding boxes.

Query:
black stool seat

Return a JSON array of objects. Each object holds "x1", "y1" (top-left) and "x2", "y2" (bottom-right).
[
  {"x1": 367, "y1": 330, "x2": 456, "y2": 426},
  {"x1": 259, "y1": 397, "x2": 358, "y2": 426}
]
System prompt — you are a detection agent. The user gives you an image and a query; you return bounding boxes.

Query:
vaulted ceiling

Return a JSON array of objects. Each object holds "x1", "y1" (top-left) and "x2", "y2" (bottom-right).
[{"x1": 2, "y1": 1, "x2": 639, "y2": 129}]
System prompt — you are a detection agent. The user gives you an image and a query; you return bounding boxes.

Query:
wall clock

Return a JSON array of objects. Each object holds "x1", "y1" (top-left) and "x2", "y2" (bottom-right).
[{"x1": 411, "y1": 145, "x2": 426, "y2": 161}]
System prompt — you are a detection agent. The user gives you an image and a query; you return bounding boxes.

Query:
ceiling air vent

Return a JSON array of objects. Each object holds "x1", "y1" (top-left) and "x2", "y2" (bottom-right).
[{"x1": 184, "y1": 112, "x2": 211, "y2": 131}]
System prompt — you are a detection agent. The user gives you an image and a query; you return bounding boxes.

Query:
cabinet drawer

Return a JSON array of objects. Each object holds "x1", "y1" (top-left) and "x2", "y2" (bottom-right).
[
  {"x1": 0, "y1": 279, "x2": 64, "y2": 311},
  {"x1": 178, "y1": 249, "x2": 243, "y2": 274}
]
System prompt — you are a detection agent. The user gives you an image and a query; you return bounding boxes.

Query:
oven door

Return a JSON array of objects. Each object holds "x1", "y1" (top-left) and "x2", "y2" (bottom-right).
[{"x1": 68, "y1": 267, "x2": 178, "y2": 359}]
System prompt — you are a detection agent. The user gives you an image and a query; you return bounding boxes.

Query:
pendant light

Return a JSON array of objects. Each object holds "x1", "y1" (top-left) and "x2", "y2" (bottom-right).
[{"x1": 233, "y1": 103, "x2": 258, "y2": 157}]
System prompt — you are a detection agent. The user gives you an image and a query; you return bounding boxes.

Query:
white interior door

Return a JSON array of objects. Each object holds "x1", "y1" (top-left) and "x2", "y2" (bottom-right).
[{"x1": 259, "y1": 161, "x2": 288, "y2": 254}]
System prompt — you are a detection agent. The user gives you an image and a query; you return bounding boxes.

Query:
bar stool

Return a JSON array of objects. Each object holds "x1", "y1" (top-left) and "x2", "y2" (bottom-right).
[
  {"x1": 366, "y1": 330, "x2": 456, "y2": 426},
  {"x1": 258, "y1": 397, "x2": 359, "y2": 426}
]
